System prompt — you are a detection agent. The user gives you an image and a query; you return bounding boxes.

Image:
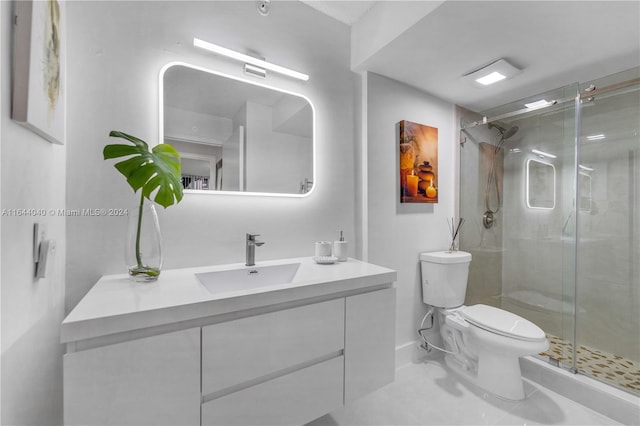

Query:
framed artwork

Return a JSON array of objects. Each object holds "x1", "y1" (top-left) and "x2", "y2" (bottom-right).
[
  {"x1": 399, "y1": 120, "x2": 438, "y2": 203},
  {"x1": 12, "y1": 0, "x2": 66, "y2": 145}
]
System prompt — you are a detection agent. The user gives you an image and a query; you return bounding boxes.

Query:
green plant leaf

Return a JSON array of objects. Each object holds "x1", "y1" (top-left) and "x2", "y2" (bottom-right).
[{"x1": 104, "y1": 131, "x2": 183, "y2": 208}]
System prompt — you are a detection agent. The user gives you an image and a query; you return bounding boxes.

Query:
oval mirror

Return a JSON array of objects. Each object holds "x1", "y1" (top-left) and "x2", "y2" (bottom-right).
[{"x1": 160, "y1": 62, "x2": 315, "y2": 196}]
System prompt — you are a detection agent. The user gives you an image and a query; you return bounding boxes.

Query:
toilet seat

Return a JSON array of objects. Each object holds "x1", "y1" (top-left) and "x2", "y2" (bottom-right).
[{"x1": 460, "y1": 304, "x2": 546, "y2": 342}]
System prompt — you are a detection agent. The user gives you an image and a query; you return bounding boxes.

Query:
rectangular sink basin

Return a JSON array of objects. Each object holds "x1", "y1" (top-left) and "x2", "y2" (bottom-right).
[{"x1": 196, "y1": 263, "x2": 301, "y2": 294}]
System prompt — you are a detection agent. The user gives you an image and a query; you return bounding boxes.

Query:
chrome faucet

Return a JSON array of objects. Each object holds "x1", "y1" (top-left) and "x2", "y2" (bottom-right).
[{"x1": 245, "y1": 233, "x2": 264, "y2": 266}]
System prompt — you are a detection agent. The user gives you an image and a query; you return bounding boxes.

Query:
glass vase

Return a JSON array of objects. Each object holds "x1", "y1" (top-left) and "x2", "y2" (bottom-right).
[{"x1": 125, "y1": 200, "x2": 163, "y2": 282}]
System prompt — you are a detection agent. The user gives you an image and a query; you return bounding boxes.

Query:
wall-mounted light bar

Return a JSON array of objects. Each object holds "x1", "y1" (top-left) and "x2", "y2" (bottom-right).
[
  {"x1": 532, "y1": 149, "x2": 557, "y2": 159},
  {"x1": 193, "y1": 38, "x2": 309, "y2": 81},
  {"x1": 585, "y1": 134, "x2": 605, "y2": 141},
  {"x1": 244, "y1": 63, "x2": 267, "y2": 78}
]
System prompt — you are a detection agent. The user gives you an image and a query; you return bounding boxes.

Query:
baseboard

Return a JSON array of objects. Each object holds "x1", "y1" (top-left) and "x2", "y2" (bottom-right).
[
  {"x1": 395, "y1": 341, "x2": 415, "y2": 369},
  {"x1": 395, "y1": 339, "x2": 443, "y2": 369}
]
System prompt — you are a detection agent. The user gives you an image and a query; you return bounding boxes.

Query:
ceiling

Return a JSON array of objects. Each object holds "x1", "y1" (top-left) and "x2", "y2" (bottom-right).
[
  {"x1": 299, "y1": 1, "x2": 376, "y2": 25},
  {"x1": 302, "y1": 1, "x2": 640, "y2": 112}
]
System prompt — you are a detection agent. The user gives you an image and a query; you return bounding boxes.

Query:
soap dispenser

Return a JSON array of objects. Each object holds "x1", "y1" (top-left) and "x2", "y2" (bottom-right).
[{"x1": 333, "y1": 231, "x2": 348, "y2": 262}]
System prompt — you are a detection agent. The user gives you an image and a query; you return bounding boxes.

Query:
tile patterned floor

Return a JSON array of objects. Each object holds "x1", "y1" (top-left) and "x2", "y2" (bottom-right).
[
  {"x1": 306, "y1": 359, "x2": 621, "y2": 426},
  {"x1": 540, "y1": 334, "x2": 640, "y2": 394}
]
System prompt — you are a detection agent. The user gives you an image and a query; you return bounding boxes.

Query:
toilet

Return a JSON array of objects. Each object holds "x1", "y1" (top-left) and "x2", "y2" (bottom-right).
[{"x1": 420, "y1": 251, "x2": 548, "y2": 400}]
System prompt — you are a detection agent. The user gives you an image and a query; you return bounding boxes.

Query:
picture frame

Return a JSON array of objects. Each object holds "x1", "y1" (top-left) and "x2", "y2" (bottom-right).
[
  {"x1": 12, "y1": 0, "x2": 66, "y2": 145},
  {"x1": 398, "y1": 120, "x2": 438, "y2": 203}
]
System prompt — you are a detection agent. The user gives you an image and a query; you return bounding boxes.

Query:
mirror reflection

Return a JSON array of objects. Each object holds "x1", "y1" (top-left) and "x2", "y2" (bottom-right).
[
  {"x1": 526, "y1": 159, "x2": 556, "y2": 209},
  {"x1": 161, "y1": 63, "x2": 314, "y2": 195},
  {"x1": 579, "y1": 172, "x2": 592, "y2": 212}
]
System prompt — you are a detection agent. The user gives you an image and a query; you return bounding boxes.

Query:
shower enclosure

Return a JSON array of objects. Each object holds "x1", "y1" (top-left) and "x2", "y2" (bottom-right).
[{"x1": 459, "y1": 67, "x2": 639, "y2": 395}]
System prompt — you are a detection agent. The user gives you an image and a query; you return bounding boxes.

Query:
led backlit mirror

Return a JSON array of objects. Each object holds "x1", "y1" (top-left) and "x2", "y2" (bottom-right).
[
  {"x1": 526, "y1": 159, "x2": 556, "y2": 209},
  {"x1": 160, "y1": 62, "x2": 315, "y2": 196},
  {"x1": 579, "y1": 172, "x2": 592, "y2": 212}
]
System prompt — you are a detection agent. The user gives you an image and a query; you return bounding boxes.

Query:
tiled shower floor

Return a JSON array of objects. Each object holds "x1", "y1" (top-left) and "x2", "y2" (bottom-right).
[{"x1": 540, "y1": 334, "x2": 640, "y2": 394}]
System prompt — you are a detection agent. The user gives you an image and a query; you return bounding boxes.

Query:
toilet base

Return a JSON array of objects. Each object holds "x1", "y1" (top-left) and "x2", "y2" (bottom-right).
[
  {"x1": 476, "y1": 350, "x2": 526, "y2": 400},
  {"x1": 444, "y1": 352, "x2": 525, "y2": 400}
]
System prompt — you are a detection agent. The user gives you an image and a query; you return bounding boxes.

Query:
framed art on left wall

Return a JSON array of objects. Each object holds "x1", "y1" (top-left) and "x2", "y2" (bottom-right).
[{"x1": 12, "y1": 0, "x2": 66, "y2": 145}]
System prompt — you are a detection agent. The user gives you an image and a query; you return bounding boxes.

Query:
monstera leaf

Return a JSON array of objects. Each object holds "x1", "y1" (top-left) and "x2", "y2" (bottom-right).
[
  {"x1": 104, "y1": 131, "x2": 183, "y2": 207},
  {"x1": 104, "y1": 131, "x2": 183, "y2": 279}
]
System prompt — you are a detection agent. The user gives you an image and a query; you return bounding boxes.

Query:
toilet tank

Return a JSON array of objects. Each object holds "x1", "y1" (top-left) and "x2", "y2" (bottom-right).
[{"x1": 420, "y1": 251, "x2": 472, "y2": 308}]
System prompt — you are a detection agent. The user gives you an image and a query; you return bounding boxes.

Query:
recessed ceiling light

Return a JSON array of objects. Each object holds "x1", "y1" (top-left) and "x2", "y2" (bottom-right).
[
  {"x1": 525, "y1": 99, "x2": 556, "y2": 109},
  {"x1": 463, "y1": 58, "x2": 520, "y2": 87},
  {"x1": 476, "y1": 72, "x2": 506, "y2": 86}
]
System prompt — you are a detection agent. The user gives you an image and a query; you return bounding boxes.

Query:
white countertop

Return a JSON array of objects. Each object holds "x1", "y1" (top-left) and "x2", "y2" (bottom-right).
[{"x1": 61, "y1": 257, "x2": 396, "y2": 344}]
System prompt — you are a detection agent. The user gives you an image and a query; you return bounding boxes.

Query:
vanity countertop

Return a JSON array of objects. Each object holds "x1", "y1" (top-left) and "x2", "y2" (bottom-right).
[{"x1": 61, "y1": 257, "x2": 396, "y2": 344}]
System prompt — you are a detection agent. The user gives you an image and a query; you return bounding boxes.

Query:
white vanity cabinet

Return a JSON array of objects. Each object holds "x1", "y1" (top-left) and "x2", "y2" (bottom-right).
[
  {"x1": 201, "y1": 299, "x2": 345, "y2": 425},
  {"x1": 63, "y1": 328, "x2": 201, "y2": 426},
  {"x1": 62, "y1": 257, "x2": 397, "y2": 426},
  {"x1": 202, "y1": 299, "x2": 345, "y2": 394},
  {"x1": 345, "y1": 287, "x2": 396, "y2": 403}
]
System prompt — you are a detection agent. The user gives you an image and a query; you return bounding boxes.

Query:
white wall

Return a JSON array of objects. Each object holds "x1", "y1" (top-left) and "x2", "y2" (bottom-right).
[
  {"x1": 1, "y1": 1, "x2": 66, "y2": 424},
  {"x1": 365, "y1": 72, "x2": 457, "y2": 362},
  {"x1": 65, "y1": 1, "x2": 356, "y2": 310}
]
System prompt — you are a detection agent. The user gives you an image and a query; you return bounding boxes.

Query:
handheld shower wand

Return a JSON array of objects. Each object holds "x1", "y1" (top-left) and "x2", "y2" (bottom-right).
[{"x1": 482, "y1": 122, "x2": 519, "y2": 229}]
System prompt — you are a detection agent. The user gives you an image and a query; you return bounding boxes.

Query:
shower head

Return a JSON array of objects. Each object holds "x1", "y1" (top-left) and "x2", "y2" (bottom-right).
[{"x1": 488, "y1": 121, "x2": 519, "y2": 139}]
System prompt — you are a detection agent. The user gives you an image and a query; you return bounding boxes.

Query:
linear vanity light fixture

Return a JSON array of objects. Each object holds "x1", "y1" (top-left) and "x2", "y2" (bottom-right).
[
  {"x1": 463, "y1": 58, "x2": 520, "y2": 87},
  {"x1": 532, "y1": 149, "x2": 557, "y2": 159},
  {"x1": 586, "y1": 133, "x2": 605, "y2": 141},
  {"x1": 244, "y1": 63, "x2": 267, "y2": 79},
  {"x1": 193, "y1": 38, "x2": 309, "y2": 81}
]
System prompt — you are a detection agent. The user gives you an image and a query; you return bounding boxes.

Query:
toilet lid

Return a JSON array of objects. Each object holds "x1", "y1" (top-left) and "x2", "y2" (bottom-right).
[{"x1": 461, "y1": 304, "x2": 546, "y2": 342}]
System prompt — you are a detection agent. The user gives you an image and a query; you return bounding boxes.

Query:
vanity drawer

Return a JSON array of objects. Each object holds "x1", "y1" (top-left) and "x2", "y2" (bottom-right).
[
  {"x1": 201, "y1": 355, "x2": 344, "y2": 426},
  {"x1": 202, "y1": 298, "x2": 345, "y2": 396}
]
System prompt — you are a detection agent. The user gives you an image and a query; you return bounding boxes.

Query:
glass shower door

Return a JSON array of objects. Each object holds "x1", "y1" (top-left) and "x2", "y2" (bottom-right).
[
  {"x1": 459, "y1": 83, "x2": 580, "y2": 371},
  {"x1": 460, "y1": 68, "x2": 640, "y2": 395},
  {"x1": 574, "y1": 68, "x2": 640, "y2": 393}
]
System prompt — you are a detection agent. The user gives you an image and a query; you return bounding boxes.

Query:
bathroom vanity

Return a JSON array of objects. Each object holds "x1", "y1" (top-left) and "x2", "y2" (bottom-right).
[{"x1": 62, "y1": 257, "x2": 396, "y2": 426}]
